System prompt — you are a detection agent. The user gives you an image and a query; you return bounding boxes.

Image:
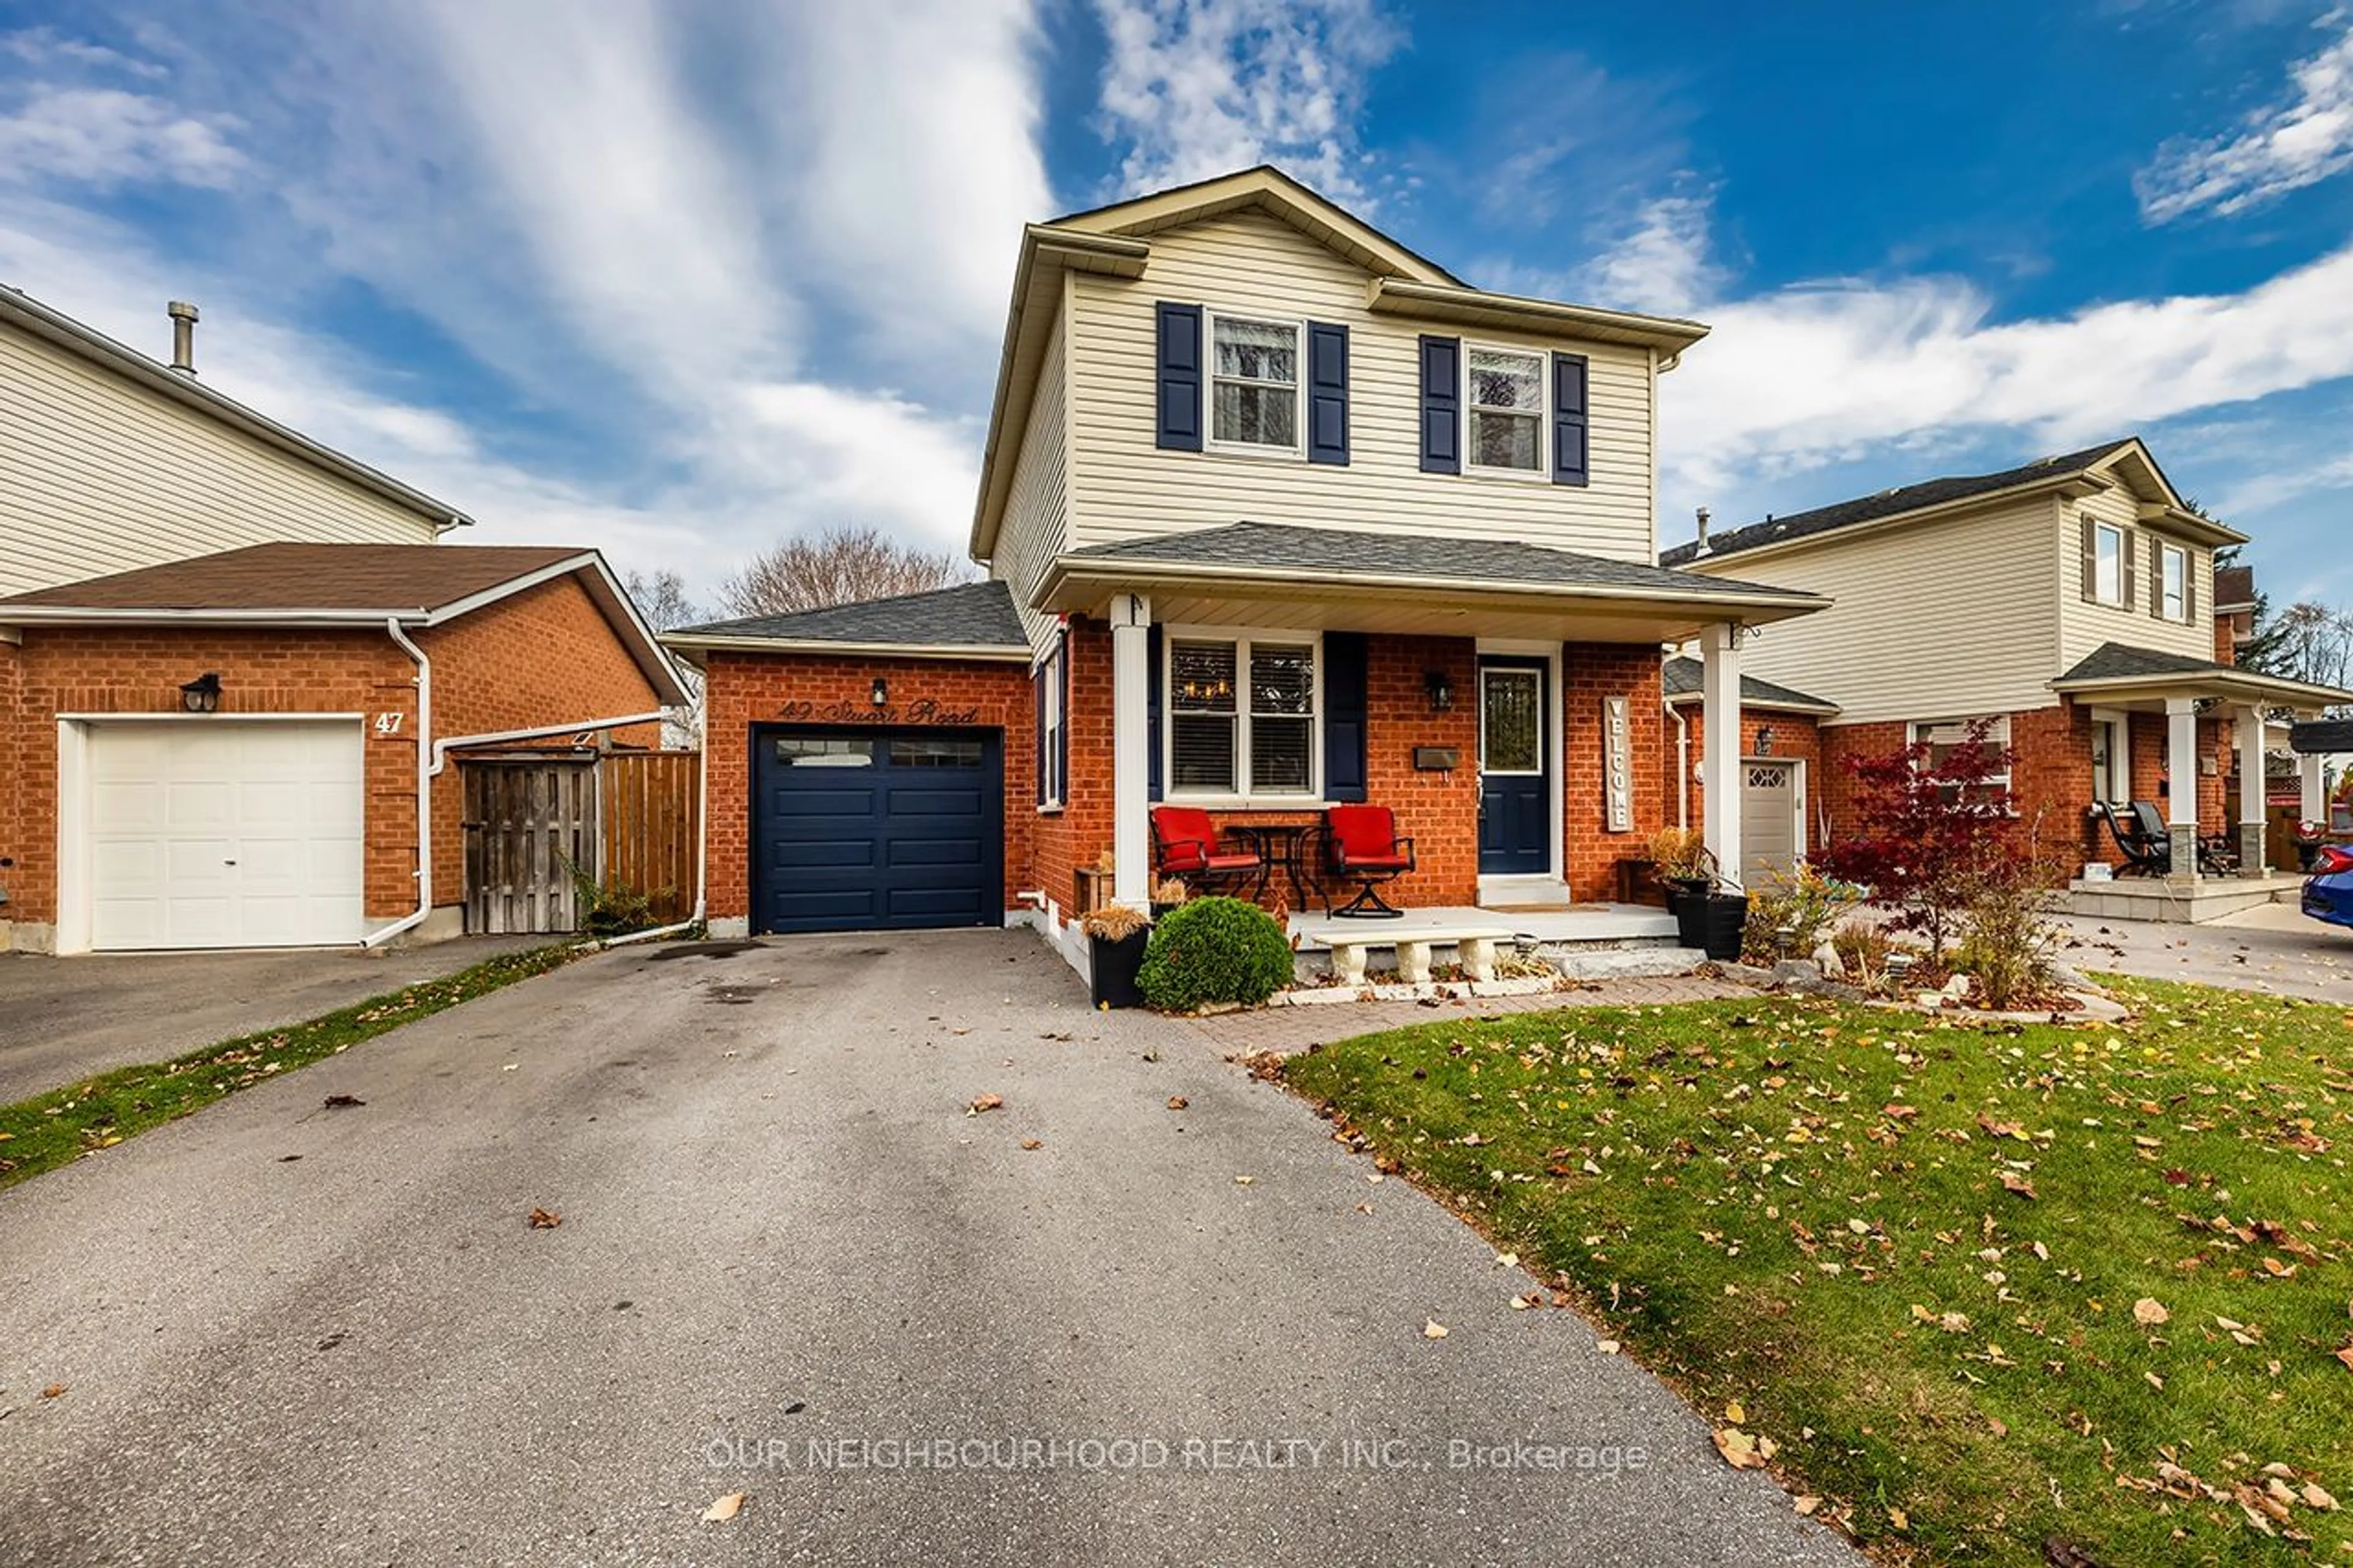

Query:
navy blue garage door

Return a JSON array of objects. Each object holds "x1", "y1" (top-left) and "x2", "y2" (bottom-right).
[{"x1": 751, "y1": 727, "x2": 1004, "y2": 935}]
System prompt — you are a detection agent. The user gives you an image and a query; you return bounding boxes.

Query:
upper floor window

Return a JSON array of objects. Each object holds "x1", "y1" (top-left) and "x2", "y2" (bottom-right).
[
  {"x1": 2091, "y1": 521, "x2": 2125, "y2": 605},
  {"x1": 1466, "y1": 345, "x2": 1545, "y2": 475},
  {"x1": 1169, "y1": 634, "x2": 1317, "y2": 798},
  {"x1": 2160, "y1": 543, "x2": 2188, "y2": 622},
  {"x1": 1208, "y1": 314, "x2": 1301, "y2": 454}
]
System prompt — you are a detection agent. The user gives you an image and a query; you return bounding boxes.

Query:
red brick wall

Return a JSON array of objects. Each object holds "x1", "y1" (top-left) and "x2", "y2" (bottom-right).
[
  {"x1": 0, "y1": 575, "x2": 669, "y2": 939},
  {"x1": 1681, "y1": 705, "x2": 1827, "y2": 859},
  {"x1": 1562, "y1": 644, "x2": 1670, "y2": 902},
  {"x1": 420, "y1": 574, "x2": 665, "y2": 905},
  {"x1": 0, "y1": 625, "x2": 422, "y2": 928},
  {"x1": 698, "y1": 648, "x2": 1036, "y2": 926},
  {"x1": 1034, "y1": 618, "x2": 1113, "y2": 916}
]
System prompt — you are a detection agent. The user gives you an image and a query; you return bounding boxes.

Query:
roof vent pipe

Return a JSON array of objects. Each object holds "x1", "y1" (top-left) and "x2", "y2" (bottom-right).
[
  {"x1": 1692, "y1": 506, "x2": 1711, "y2": 558},
  {"x1": 167, "y1": 300, "x2": 199, "y2": 376}
]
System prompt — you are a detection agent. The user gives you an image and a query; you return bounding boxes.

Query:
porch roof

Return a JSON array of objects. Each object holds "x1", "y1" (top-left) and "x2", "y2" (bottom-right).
[
  {"x1": 1039, "y1": 523, "x2": 1828, "y2": 644},
  {"x1": 2051, "y1": 640, "x2": 2352, "y2": 713},
  {"x1": 660, "y1": 580, "x2": 1030, "y2": 664},
  {"x1": 1662, "y1": 656, "x2": 1841, "y2": 716}
]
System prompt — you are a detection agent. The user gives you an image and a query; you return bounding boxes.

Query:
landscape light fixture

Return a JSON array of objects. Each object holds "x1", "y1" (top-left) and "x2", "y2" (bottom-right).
[{"x1": 179, "y1": 672, "x2": 222, "y2": 714}]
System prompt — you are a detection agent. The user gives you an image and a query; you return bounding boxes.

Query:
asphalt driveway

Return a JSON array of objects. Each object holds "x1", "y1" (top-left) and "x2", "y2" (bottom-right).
[
  {"x1": 2058, "y1": 900, "x2": 2353, "y2": 1003},
  {"x1": 0, "y1": 936, "x2": 551, "y2": 1105},
  {"x1": 0, "y1": 931, "x2": 1854, "y2": 1567}
]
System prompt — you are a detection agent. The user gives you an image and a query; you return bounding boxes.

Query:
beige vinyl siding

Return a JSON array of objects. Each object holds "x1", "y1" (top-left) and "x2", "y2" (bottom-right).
[
  {"x1": 1066, "y1": 209, "x2": 1657, "y2": 562},
  {"x1": 991, "y1": 287, "x2": 1073, "y2": 651},
  {"x1": 1696, "y1": 495, "x2": 2067, "y2": 726},
  {"x1": 0, "y1": 325, "x2": 439, "y2": 598},
  {"x1": 2057, "y1": 483, "x2": 2215, "y2": 672}
]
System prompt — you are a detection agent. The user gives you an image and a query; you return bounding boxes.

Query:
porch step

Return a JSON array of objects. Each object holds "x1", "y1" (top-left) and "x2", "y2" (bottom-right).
[
  {"x1": 1476, "y1": 876, "x2": 1575, "y2": 909},
  {"x1": 2064, "y1": 873, "x2": 2303, "y2": 925}
]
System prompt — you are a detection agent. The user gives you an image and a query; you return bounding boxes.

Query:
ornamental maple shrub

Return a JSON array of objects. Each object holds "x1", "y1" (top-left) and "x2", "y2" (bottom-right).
[
  {"x1": 1137, "y1": 896, "x2": 1295, "y2": 1011},
  {"x1": 1815, "y1": 722, "x2": 2025, "y2": 956}
]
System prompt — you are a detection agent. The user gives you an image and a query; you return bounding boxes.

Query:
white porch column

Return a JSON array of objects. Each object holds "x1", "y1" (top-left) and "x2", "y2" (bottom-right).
[
  {"x1": 1699, "y1": 622, "x2": 1744, "y2": 892},
  {"x1": 2304, "y1": 750, "x2": 2330, "y2": 823},
  {"x1": 1110, "y1": 591, "x2": 1153, "y2": 909},
  {"x1": 2165, "y1": 695, "x2": 2200, "y2": 879},
  {"x1": 2235, "y1": 704, "x2": 2268, "y2": 877}
]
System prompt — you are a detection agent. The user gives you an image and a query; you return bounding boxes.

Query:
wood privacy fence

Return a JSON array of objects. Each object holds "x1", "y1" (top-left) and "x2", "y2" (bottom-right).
[{"x1": 461, "y1": 751, "x2": 699, "y2": 934}]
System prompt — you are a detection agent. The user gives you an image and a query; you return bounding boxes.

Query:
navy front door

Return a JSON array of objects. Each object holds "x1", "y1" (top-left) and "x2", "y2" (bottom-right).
[
  {"x1": 752, "y1": 727, "x2": 1003, "y2": 934},
  {"x1": 1477, "y1": 661, "x2": 1550, "y2": 876}
]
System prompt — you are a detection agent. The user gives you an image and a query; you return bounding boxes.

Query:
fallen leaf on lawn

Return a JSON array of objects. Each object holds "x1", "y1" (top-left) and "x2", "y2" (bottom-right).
[
  {"x1": 1726, "y1": 1399, "x2": 1747, "y2": 1423},
  {"x1": 2335, "y1": 1341, "x2": 2353, "y2": 1373},
  {"x1": 1423, "y1": 1319, "x2": 1449, "y2": 1339},
  {"x1": 1889, "y1": 1507, "x2": 1909, "y2": 1531},
  {"x1": 1018, "y1": 1138, "x2": 1043, "y2": 1151},
  {"x1": 1713, "y1": 1427, "x2": 1770, "y2": 1470},
  {"x1": 2133, "y1": 1298, "x2": 2170, "y2": 1327},
  {"x1": 1999, "y1": 1172, "x2": 2038, "y2": 1200},
  {"x1": 1988, "y1": 1415, "x2": 2009, "y2": 1439},
  {"x1": 1166, "y1": 1096, "x2": 1188, "y2": 1111},
  {"x1": 2303, "y1": 1482, "x2": 2338, "y2": 1511},
  {"x1": 702, "y1": 1492, "x2": 745, "y2": 1523},
  {"x1": 2262, "y1": 1257, "x2": 2297, "y2": 1278},
  {"x1": 1594, "y1": 1339, "x2": 1620, "y2": 1355},
  {"x1": 2145, "y1": 1371, "x2": 2165, "y2": 1390},
  {"x1": 968, "y1": 1094, "x2": 1004, "y2": 1116},
  {"x1": 527, "y1": 1207, "x2": 561, "y2": 1229},
  {"x1": 39, "y1": 1384, "x2": 64, "y2": 1399}
]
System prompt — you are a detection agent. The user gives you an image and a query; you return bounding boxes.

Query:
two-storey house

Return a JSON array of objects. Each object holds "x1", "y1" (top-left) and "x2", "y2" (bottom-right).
[
  {"x1": 0, "y1": 288, "x2": 684, "y2": 954},
  {"x1": 1661, "y1": 437, "x2": 2347, "y2": 910},
  {"x1": 668, "y1": 167, "x2": 1823, "y2": 960}
]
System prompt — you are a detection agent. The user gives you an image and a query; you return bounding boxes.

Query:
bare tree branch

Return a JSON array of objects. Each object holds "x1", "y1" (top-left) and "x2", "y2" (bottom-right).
[{"x1": 716, "y1": 525, "x2": 968, "y2": 618}]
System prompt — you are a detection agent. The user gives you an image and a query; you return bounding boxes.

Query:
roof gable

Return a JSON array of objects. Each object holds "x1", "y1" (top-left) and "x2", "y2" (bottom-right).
[{"x1": 1048, "y1": 165, "x2": 1458, "y2": 286}]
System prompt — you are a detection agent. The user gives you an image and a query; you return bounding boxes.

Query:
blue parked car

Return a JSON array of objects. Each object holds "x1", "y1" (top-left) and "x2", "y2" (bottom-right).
[{"x1": 2305, "y1": 844, "x2": 2353, "y2": 931}]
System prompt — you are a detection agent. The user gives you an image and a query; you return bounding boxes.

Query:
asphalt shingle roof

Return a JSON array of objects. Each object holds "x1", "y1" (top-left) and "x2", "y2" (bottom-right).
[
  {"x1": 2056, "y1": 642, "x2": 2236, "y2": 684},
  {"x1": 1661, "y1": 440, "x2": 2139, "y2": 566},
  {"x1": 1661, "y1": 656, "x2": 1840, "y2": 713},
  {"x1": 1064, "y1": 521, "x2": 1817, "y2": 602},
  {"x1": 1, "y1": 543, "x2": 586, "y2": 612},
  {"x1": 672, "y1": 579, "x2": 1026, "y2": 649}
]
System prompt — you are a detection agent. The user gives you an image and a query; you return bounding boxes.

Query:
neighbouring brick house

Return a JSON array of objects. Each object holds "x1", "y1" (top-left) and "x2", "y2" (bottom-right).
[
  {"x1": 1664, "y1": 438, "x2": 2349, "y2": 916},
  {"x1": 0, "y1": 289, "x2": 685, "y2": 953},
  {"x1": 665, "y1": 167, "x2": 1826, "y2": 966}
]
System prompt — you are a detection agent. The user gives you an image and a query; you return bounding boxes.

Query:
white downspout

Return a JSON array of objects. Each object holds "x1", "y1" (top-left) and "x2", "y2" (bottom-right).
[
  {"x1": 368, "y1": 619, "x2": 434, "y2": 948},
  {"x1": 1667, "y1": 700, "x2": 1691, "y2": 831}
]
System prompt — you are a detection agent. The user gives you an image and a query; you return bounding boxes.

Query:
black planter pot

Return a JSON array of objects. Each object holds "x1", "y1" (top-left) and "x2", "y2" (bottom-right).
[
  {"x1": 1089, "y1": 929, "x2": 1151, "y2": 1010},
  {"x1": 1669, "y1": 887, "x2": 1708, "y2": 949},
  {"x1": 1700, "y1": 893, "x2": 1751, "y2": 962}
]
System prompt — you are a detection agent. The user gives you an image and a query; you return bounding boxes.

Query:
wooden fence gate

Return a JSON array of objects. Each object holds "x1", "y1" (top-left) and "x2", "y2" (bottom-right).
[{"x1": 461, "y1": 751, "x2": 700, "y2": 934}]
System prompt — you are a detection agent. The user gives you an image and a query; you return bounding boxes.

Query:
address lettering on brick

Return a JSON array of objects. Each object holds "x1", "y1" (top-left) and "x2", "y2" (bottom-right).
[{"x1": 776, "y1": 699, "x2": 982, "y2": 725}]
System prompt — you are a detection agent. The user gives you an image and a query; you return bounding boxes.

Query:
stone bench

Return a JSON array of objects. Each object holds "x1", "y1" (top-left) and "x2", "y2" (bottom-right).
[{"x1": 1321, "y1": 926, "x2": 1519, "y2": 986}]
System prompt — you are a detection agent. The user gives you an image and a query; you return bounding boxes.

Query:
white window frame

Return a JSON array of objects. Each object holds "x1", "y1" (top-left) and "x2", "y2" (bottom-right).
[
  {"x1": 1035, "y1": 642, "x2": 1066, "y2": 812},
  {"x1": 1203, "y1": 309, "x2": 1305, "y2": 460},
  {"x1": 1909, "y1": 716, "x2": 2014, "y2": 804},
  {"x1": 2092, "y1": 521, "x2": 2125, "y2": 606},
  {"x1": 1461, "y1": 339, "x2": 1550, "y2": 482},
  {"x1": 2160, "y1": 542, "x2": 2188, "y2": 623},
  {"x1": 2090, "y1": 708, "x2": 2131, "y2": 803},
  {"x1": 1162, "y1": 627, "x2": 1323, "y2": 805}
]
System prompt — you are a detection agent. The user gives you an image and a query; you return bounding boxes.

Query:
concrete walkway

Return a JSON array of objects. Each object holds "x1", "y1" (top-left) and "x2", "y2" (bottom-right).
[
  {"x1": 2057, "y1": 901, "x2": 2353, "y2": 1004},
  {"x1": 0, "y1": 931, "x2": 1853, "y2": 1567},
  {"x1": 0, "y1": 935, "x2": 552, "y2": 1105}
]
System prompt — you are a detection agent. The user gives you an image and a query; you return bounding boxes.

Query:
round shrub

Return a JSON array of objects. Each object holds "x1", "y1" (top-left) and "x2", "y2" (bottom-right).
[{"x1": 1137, "y1": 896, "x2": 1294, "y2": 1012}]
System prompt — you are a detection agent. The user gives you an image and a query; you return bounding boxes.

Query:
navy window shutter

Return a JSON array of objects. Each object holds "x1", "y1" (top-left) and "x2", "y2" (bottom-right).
[
  {"x1": 1146, "y1": 623, "x2": 1164, "y2": 802},
  {"x1": 1306, "y1": 322, "x2": 1349, "y2": 465},
  {"x1": 1322, "y1": 631, "x2": 1369, "y2": 802},
  {"x1": 1552, "y1": 352, "x2": 1590, "y2": 487},
  {"x1": 1155, "y1": 303, "x2": 1203, "y2": 452},
  {"x1": 1419, "y1": 335, "x2": 1460, "y2": 474}
]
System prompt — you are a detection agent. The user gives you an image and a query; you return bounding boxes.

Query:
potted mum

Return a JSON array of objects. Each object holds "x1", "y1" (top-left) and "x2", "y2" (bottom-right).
[{"x1": 1082, "y1": 903, "x2": 1153, "y2": 1010}]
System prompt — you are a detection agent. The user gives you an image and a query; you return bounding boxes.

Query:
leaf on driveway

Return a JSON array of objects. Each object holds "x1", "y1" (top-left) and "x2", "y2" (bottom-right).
[
  {"x1": 322, "y1": 1094, "x2": 366, "y2": 1109},
  {"x1": 528, "y1": 1207, "x2": 561, "y2": 1230},
  {"x1": 1166, "y1": 1096, "x2": 1189, "y2": 1111},
  {"x1": 1713, "y1": 1427, "x2": 1773, "y2": 1469},
  {"x1": 2132, "y1": 1297, "x2": 2170, "y2": 1327},
  {"x1": 968, "y1": 1094, "x2": 1004, "y2": 1116},
  {"x1": 1594, "y1": 1339, "x2": 1620, "y2": 1354},
  {"x1": 1423, "y1": 1319, "x2": 1449, "y2": 1339},
  {"x1": 39, "y1": 1384, "x2": 64, "y2": 1399},
  {"x1": 1018, "y1": 1138, "x2": 1043, "y2": 1151},
  {"x1": 702, "y1": 1492, "x2": 745, "y2": 1523}
]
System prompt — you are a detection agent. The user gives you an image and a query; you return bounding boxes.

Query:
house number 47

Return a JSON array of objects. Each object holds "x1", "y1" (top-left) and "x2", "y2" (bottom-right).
[{"x1": 374, "y1": 711, "x2": 406, "y2": 735}]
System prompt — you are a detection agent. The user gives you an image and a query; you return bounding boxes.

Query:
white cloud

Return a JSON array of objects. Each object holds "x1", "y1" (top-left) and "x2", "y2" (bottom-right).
[
  {"x1": 2137, "y1": 10, "x2": 2353, "y2": 221},
  {"x1": 1570, "y1": 189, "x2": 1722, "y2": 317},
  {"x1": 1, "y1": 27, "x2": 167, "y2": 80},
  {"x1": 1093, "y1": 0, "x2": 1400, "y2": 200},
  {"x1": 0, "y1": 84, "x2": 243, "y2": 189}
]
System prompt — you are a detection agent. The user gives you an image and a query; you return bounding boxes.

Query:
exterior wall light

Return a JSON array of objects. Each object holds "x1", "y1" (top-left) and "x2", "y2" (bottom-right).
[
  {"x1": 1755, "y1": 725, "x2": 1776, "y2": 756},
  {"x1": 870, "y1": 677, "x2": 889, "y2": 707},
  {"x1": 179, "y1": 672, "x2": 222, "y2": 714},
  {"x1": 1425, "y1": 670, "x2": 1453, "y2": 712}
]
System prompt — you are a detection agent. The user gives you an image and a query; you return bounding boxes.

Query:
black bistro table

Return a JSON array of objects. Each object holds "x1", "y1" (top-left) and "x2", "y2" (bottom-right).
[{"x1": 1230, "y1": 822, "x2": 1323, "y2": 911}]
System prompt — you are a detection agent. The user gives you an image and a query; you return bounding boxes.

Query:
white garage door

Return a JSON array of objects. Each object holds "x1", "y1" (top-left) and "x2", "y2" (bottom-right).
[
  {"x1": 86, "y1": 721, "x2": 365, "y2": 951},
  {"x1": 1740, "y1": 760, "x2": 1802, "y2": 890}
]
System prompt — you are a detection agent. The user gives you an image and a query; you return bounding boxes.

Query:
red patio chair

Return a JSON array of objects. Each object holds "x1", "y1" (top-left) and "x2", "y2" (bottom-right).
[
  {"x1": 1150, "y1": 806, "x2": 1264, "y2": 895},
  {"x1": 1322, "y1": 805, "x2": 1414, "y2": 918}
]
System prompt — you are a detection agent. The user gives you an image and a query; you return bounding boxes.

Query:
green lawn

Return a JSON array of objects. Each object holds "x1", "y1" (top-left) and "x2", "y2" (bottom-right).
[
  {"x1": 0, "y1": 943, "x2": 579, "y2": 1189},
  {"x1": 1282, "y1": 980, "x2": 2352, "y2": 1566}
]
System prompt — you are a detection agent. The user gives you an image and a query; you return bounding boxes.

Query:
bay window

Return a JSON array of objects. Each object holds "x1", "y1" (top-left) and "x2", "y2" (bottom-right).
[
  {"x1": 1169, "y1": 634, "x2": 1317, "y2": 797},
  {"x1": 1466, "y1": 344, "x2": 1545, "y2": 474},
  {"x1": 1208, "y1": 313, "x2": 1302, "y2": 453}
]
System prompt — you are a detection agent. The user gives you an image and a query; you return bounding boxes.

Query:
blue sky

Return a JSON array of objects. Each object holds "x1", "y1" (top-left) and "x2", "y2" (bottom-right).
[{"x1": 0, "y1": 1, "x2": 2348, "y2": 608}]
